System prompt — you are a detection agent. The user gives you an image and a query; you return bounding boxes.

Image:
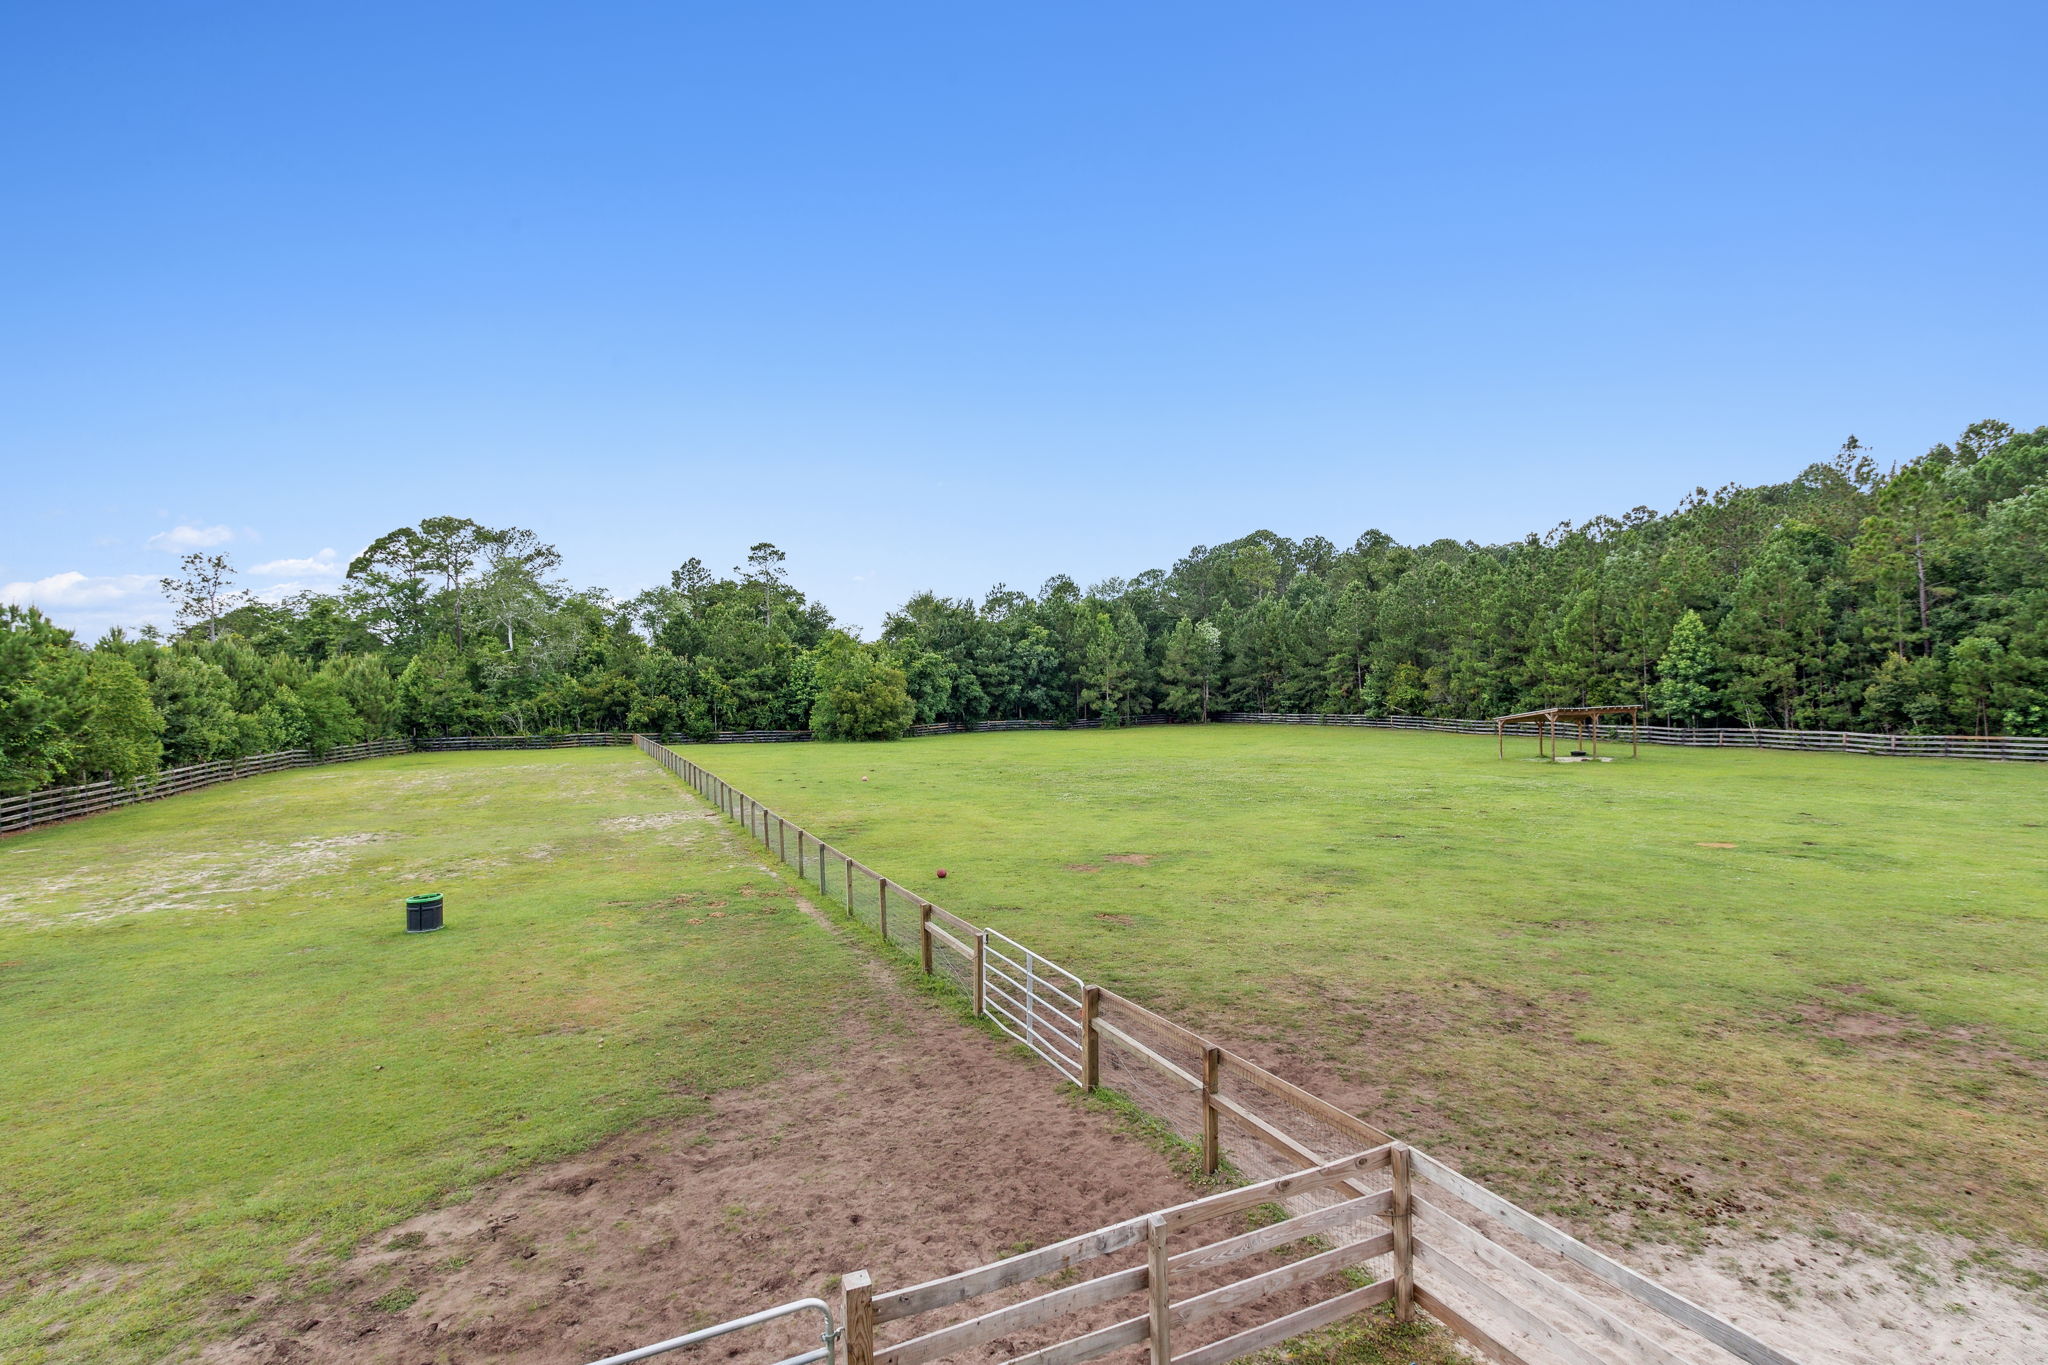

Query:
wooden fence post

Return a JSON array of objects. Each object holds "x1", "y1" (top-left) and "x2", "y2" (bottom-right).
[
  {"x1": 842, "y1": 1269, "x2": 874, "y2": 1365},
  {"x1": 846, "y1": 857, "x2": 854, "y2": 910},
  {"x1": 919, "y1": 903, "x2": 934, "y2": 974},
  {"x1": 1201, "y1": 1046, "x2": 1221, "y2": 1176},
  {"x1": 798, "y1": 829, "x2": 806, "y2": 875},
  {"x1": 1081, "y1": 986, "x2": 1100, "y2": 1090},
  {"x1": 1146, "y1": 1216, "x2": 1171, "y2": 1365},
  {"x1": 879, "y1": 881, "x2": 890, "y2": 940},
  {"x1": 1390, "y1": 1143, "x2": 1414, "y2": 1322},
  {"x1": 974, "y1": 932, "x2": 988, "y2": 1017}
]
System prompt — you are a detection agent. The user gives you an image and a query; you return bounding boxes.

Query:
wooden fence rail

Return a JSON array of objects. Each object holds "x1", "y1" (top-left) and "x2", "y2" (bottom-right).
[
  {"x1": 851, "y1": 1146, "x2": 1402, "y2": 1365},
  {"x1": 2, "y1": 729, "x2": 821, "y2": 836},
  {"x1": 632, "y1": 735, "x2": 1807, "y2": 1365},
  {"x1": 0, "y1": 740, "x2": 411, "y2": 834}
]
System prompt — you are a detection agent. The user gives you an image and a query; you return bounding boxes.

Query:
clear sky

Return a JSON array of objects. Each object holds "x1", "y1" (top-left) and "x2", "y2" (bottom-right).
[{"x1": 5, "y1": 2, "x2": 2044, "y2": 639}]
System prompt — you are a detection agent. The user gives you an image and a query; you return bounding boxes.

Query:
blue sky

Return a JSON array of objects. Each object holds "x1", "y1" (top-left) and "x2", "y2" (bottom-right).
[{"x1": 4, "y1": 2, "x2": 2044, "y2": 638}]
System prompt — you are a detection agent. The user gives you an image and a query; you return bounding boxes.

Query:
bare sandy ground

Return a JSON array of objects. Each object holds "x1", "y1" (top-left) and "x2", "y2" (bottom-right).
[{"x1": 1645, "y1": 1221, "x2": 2047, "y2": 1365}]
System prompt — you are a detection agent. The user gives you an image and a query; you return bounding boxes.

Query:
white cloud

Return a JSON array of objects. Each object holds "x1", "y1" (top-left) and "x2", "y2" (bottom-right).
[
  {"x1": 251, "y1": 548, "x2": 343, "y2": 577},
  {"x1": 1, "y1": 571, "x2": 157, "y2": 609},
  {"x1": 145, "y1": 524, "x2": 235, "y2": 552},
  {"x1": 253, "y1": 580, "x2": 340, "y2": 603}
]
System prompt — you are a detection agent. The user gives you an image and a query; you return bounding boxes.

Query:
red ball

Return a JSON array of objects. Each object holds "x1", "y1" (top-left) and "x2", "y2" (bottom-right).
[{"x1": 935, "y1": 868, "x2": 948, "y2": 879}]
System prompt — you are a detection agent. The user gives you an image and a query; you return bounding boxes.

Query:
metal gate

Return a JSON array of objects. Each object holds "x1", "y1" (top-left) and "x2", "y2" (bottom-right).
[
  {"x1": 979, "y1": 929, "x2": 1085, "y2": 1085},
  {"x1": 584, "y1": 1296, "x2": 839, "y2": 1365}
]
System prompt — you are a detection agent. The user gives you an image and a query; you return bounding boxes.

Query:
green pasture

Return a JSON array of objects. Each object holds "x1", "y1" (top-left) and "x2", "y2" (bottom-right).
[
  {"x1": 0, "y1": 748, "x2": 855, "y2": 1362},
  {"x1": 697, "y1": 726, "x2": 2048, "y2": 1250}
]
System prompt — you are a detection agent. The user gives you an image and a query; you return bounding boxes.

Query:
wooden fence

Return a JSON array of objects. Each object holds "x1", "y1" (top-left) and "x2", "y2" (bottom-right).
[
  {"x1": 24, "y1": 701, "x2": 2036, "y2": 838},
  {"x1": 634, "y1": 735, "x2": 1805, "y2": 1365},
  {"x1": 1, "y1": 729, "x2": 824, "y2": 836},
  {"x1": 1218, "y1": 711, "x2": 2048, "y2": 761},
  {"x1": 413, "y1": 732, "x2": 633, "y2": 751},
  {"x1": 413, "y1": 729, "x2": 816, "y2": 749},
  {"x1": 0, "y1": 740, "x2": 410, "y2": 835}
]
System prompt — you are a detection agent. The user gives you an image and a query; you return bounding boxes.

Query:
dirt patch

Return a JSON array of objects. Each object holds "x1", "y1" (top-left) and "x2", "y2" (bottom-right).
[
  {"x1": 1695, "y1": 842, "x2": 1739, "y2": 849},
  {"x1": 1064, "y1": 862, "x2": 1101, "y2": 873},
  {"x1": 1787, "y1": 1005, "x2": 2048, "y2": 1085},
  {"x1": 208, "y1": 929, "x2": 1225, "y2": 1364},
  {"x1": 0, "y1": 834, "x2": 398, "y2": 928},
  {"x1": 1104, "y1": 854, "x2": 1154, "y2": 865},
  {"x1": 597, "y1": 811, "x2": 718, "y2": 833}
]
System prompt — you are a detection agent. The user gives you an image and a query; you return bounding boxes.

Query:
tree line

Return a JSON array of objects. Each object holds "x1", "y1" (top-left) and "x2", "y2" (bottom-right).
[{"x1": 3, "y1": 420, "x2": 2043, "y2": 794}]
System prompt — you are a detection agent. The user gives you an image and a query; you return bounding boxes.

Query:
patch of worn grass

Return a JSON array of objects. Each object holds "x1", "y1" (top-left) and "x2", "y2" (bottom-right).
[
  {"x1": 0, "y1": 748, "x2": 858, "y2": 1362},
  {"x1": 1243, "y1": 1304, "x2": 1466, "y2": 1365},
  {"x1": 1073, "y1": 1084, "x2": 1242, "y2": 1191},
  {"x1": 696, "y1": 727, "x2": 2048, "y2": 1248}
]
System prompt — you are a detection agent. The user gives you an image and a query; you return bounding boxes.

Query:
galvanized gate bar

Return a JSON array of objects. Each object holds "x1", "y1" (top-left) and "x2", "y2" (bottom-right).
[{"x1": 584, "y1": 1296, "x2": 839, "y2": 1365}]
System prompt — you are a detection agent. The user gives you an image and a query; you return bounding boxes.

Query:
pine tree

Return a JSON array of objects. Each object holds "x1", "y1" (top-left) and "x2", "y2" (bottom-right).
[
  {"x1": 150, "y1": 653, "x2": 241, "y2": 763},
  {"x1": 1648, "y1": 610, "x2": 1717, "y2": 726},
  {"x1": 1159, "y1": 619, "x2": 1223, "y2": 720}
]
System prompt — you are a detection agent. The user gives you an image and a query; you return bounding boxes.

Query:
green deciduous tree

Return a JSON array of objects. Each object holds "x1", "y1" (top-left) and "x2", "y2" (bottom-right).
[
  {"x1": 395, "y1": 640, "x2": 481, "y2": 737},
  {"x1": 809, "y1": 637, "x2": 914, "y2": 740},
  {"x1": 73, "y1": 652, "x2": 163, "y2": 782},
  {"x1": 0, "y1": 607, "x2": 86, "y2": 794}
]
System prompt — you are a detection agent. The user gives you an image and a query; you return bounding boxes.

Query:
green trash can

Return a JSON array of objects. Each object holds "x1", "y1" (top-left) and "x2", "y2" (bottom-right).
[{"x1": 405, "y1": 893, "x2": 444, "y2": 933}]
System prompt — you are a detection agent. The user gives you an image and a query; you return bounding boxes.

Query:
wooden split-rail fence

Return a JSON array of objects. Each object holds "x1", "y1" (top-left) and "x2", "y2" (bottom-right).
[
  {"x1": 633, "y1": 735, "x2": 1806, "y2": 1365},
  {"x1": 1, "y1": 730, "x2": 812, "y2": 836}
]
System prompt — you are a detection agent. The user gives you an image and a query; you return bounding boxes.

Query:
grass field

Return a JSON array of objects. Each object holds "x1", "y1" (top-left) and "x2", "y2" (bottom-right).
[
  {"x1": 696, "y1": 726, "x2": 2048, "y2": 1256},
  {"x1": 0, "y1": 748, "x2": 859, "y2": 1362}
]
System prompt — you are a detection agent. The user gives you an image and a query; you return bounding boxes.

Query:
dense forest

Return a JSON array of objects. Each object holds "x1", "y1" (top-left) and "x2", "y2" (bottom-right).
[{"x1": 4, "y1": 421, "x2": 2045, "y2": 793}]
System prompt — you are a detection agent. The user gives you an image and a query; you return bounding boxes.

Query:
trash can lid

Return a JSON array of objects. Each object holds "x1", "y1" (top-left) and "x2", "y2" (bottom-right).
[{"x1": 406, "y1": 893, "x2": 443, "y2": 905}]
